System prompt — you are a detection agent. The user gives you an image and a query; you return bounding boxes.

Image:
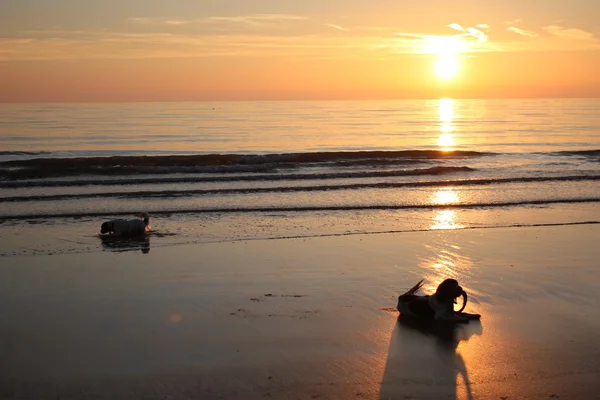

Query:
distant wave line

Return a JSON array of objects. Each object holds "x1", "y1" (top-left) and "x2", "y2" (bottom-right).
[
  {"x1": 0, "y1": 166, "x2": 475, "y2": 187},
  {"x1": 1, "y1": 150, "x2": 490, "y2": 168},
  {"x1": 552, "y1": 149, "x2": 600, "y2": 157},
  {"x1": 1, "y1": 174, "x2": 599, "y2": 203},
  {"x1": 1, "y1": 198, "x2": 598, "y2": 221}
]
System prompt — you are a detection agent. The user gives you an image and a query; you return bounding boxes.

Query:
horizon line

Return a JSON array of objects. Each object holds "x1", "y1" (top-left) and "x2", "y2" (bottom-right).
[{"x1": 2, "y1": 95, "x2": 600, "y2": 104}]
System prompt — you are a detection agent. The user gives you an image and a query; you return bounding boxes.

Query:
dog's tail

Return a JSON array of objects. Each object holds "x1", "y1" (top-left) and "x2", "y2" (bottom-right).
[{"x1": 401, "y1": 279, "x2": 424, "y2": 296}]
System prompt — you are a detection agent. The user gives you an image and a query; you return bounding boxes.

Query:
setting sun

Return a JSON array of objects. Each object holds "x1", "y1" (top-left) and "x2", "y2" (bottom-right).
[{"x1": 434, "y1": 56, "x2": 460, "y2": 80}]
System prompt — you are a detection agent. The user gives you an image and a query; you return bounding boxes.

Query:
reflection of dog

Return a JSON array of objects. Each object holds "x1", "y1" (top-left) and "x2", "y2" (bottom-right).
[
  {"x1": 397, "y1": 279, "x2": 481, "y2": 322},
  {"x1": 100, "y1": 234, "x2": 150, "y2": 254},
  {"x1": 100, "y1": 213, "x2": 151, "y2": 236}
]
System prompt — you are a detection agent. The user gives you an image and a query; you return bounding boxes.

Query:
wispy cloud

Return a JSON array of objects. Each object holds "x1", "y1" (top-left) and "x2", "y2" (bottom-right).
[
  {"x1": 543, "y1": 25, "x2": 595, "y2": 40},
  {"x1": 507, "y1": 27, "x2": 538, "y2": 37},
  {"x1": 447, "y1": 23, "x2": 489, "y2": 43},
  {"x1": 207, "y1": 14, "x2": 307, "y2": 24},
  {"x1": 129, "y1": 17, "x2": 199, "y2": 25},
  {"x1": 448, "y1": 23, "x2": 464, "y2": 31},
  {"x1": 129, "y1": 14, "x2": 307, "y2": 26},
  {"x1": 3, "y1": 20, "x2": 599, "y2": 62},
  {"x1": 387, "y1": 25, "x2": 494, "y2": 55},
  {"x1": 0, "y1": 28, "x2": 384, "y2": 61},
  {"x1": 326, "y1": 24, "x2": 349, "y2": 32}
]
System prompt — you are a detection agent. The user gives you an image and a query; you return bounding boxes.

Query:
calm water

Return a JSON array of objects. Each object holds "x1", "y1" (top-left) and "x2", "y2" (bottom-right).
[{"x1": 0, "y1": 98, "x2": 599, "y2": 256}]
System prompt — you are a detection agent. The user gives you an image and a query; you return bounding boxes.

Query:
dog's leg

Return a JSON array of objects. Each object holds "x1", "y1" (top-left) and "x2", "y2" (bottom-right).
[{"x1": 456, "y1": 312, "x2": 481, "y2": 320}]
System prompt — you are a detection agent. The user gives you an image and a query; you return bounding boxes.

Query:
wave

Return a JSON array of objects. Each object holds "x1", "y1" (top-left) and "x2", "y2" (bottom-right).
[
  {"x1": 553, "y1": 149, "x2": 600, "y2": 157},
  {"x1": 0, "y1": 166, "x2": 475, "y2": 188},
  {"x1": 2, "y1": 174, "x2": 599, "y2": 203},
  {"x1": 1, "y1": 198, "x2": 598, "y2": 221},
  {"x1": 0, "y1": 150, "x2": 490, "y2": 179},
  {"x1": 0, "y1": 151, "x2": 52, "y2": 156}
]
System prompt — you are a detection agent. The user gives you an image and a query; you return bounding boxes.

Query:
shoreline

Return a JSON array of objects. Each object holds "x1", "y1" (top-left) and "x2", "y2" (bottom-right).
[
  {"x1": 1, "y1": 224, "x2": 599, "y2": 399},
  {"x1": 1, "y1": 203, "x2": 599, "y2": 257}
]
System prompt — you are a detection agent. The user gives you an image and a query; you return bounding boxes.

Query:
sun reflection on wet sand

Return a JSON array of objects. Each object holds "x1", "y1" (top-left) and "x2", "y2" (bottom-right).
[
  {"x1": 431, "y1": 210, "x2": 465, "y2": 230},
  {"x1": 418, "y1": 239, "x2": 476, "y2": 297}
]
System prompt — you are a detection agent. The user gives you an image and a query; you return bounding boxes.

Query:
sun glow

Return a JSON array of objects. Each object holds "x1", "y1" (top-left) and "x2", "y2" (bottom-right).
[
  {"x1": 434, "y1": 56, "x2": 460, "y2": 80},
  {"x1": 423, "y1": 36, "x2": 469, "y2": 55}
]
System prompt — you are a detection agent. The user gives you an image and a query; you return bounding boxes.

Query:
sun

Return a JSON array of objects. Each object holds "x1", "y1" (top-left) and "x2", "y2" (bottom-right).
[
  {"x1": 423, "y1": 35, "x2": 464, "y2": 81},
  {"x1": 434, "y1": 56, "x2": 460, "y2": 80}
]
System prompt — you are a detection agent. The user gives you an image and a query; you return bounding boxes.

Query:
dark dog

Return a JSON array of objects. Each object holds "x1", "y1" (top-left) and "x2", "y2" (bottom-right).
[
  {"x1": 397, "y1": 279, "x2": 481, "y2": 322},
  {"x1": 100, "y1": 213, "x2": 151, "y2": 236}
]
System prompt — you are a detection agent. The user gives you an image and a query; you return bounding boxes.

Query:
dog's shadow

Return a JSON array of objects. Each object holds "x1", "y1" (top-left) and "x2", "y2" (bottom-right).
[
  {"x1": 379, "y1": 315, "x2": 483, "y2": 400},
  {"x1": 99, "y1": 234, "x2": 151, "y2": 254}
]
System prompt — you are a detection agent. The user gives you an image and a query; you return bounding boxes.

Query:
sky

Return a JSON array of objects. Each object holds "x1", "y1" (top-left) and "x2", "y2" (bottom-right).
[{"x1": 1, "y1": 0, "x2": 599, "y2": 102}]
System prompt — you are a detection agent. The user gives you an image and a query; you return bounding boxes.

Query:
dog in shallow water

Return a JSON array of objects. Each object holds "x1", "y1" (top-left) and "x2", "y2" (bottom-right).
[
  {"x1": 100, "y1": 213, "x2": 151, "y2": 236},
  {"x1": 397, "y1": 279, "x2": 481, "y2": 322}
]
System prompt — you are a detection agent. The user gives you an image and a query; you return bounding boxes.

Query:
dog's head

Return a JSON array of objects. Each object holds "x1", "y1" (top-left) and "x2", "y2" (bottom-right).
[
  {"x1": 140, "y1": 212, "x2": 150, "y2": 226},
  {"x1": 435, "y1": 279, "x2": 464, "y2": 304},
  {"x1": 100, "y1": 221, "x2": 112, "y2": 234}
]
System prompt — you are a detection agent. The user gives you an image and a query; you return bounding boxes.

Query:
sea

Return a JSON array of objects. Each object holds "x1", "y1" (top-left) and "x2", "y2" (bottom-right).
[{"x1": 1, "y1": 98, "x2": 599, "y2": 256}]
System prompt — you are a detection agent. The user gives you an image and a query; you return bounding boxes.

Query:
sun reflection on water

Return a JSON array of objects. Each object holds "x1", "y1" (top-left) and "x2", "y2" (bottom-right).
[
  {"x1": 438, "y1": 98, "x2": 456, "y2": 150},
  {"x1": 439, "y1": 98, "x2": 454, "y2": 122},
  {"x1": 432, "y1": 187, "x2": 460, "y2": 205},
  {"x1": 430, "y1": 188, "x2": 465, "y2": 230}
]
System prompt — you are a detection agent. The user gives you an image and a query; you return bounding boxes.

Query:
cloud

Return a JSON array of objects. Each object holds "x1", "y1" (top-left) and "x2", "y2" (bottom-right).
[
  {"x1": 326, "y1": 24, "x2": 349, "y2": 32},
  {"x1": 129, "y1": 14, "x2": 307, "y2": 26},
  {"x1": 3, "y1": 21, "x2": 599, "y2": 62},
  {"x1": 389, "y1": 25, "x2": 492, "y2": 55},
  {"x1": 207, "y1": 14, "x2": 307, "y2": 24},
  {"x1": 543, "y1": 25, "x2": 595, "y2": 40},
  {"x1": 476, "y1": 24, "x2": 490, "y2": 30},
  {"x1": 464, "y1": 27, "x2": 488, "y2": 42},
  {"x1": 0, "y1": 28, "x2": 386, "y2": 61},
  {"x1": 505, "y1": 18, "x2": 522, "y2": 25},
  {"x1": 448, "y1": 24, "x2": 463, "y2": 31},
  {"x1": 446, "y1": 24, "x2": 488, "y2": 43},
  {"x1": 507, "y1": 27, "x2": 538, "y2": 37}
]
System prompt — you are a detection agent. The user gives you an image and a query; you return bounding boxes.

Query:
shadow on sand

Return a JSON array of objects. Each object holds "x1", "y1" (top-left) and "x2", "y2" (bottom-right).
[
  {"x1": 100, "y1": 234, "x2": 150, "y2": 254},
  {"x1": 380, "y1": 315, "x2": 483, "y2": 400}
]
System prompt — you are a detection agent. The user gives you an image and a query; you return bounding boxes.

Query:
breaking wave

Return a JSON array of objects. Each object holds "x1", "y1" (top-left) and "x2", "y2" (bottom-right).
[{"x1": 0, "y1": 150, "x2": 488, "y2": 179}]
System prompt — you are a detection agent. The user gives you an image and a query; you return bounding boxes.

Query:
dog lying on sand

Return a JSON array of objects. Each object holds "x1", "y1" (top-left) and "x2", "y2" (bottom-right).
[
  {"x1": 397, "y1": 279, "x2": 481, "y2": 322},
  {"x1": 100, "y1": 213, "x2": 151, "y2": 236}
]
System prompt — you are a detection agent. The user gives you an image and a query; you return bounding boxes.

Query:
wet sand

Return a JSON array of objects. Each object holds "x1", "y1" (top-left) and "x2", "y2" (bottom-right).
[{"x1": 1, "y1": 224, "x2": 599, "y2": 399}]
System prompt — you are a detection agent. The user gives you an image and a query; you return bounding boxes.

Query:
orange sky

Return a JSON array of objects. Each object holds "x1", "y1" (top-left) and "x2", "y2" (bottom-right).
[{"x1": 1, "y1": 0, "x2": 599, "y2": 101}]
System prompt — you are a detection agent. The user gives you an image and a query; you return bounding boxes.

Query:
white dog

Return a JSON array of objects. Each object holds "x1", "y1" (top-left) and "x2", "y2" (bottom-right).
[{"x1": 100, "y1": 213, "x2": 151, "y2": 236}]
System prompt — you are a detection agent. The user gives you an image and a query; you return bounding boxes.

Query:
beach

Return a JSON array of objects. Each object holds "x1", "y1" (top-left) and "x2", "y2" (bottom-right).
[
  {"x1": 1, "y1": 223, "x2": 599, "y2": 399},
  {"x1": 2, "y1": 0, "x2": 600, "y2": 397}
]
